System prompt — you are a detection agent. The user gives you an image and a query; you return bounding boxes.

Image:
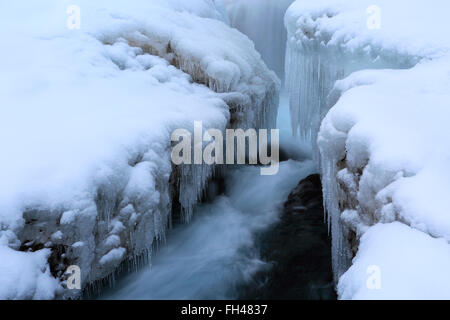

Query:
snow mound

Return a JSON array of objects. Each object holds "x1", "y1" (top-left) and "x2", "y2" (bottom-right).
[
  {"x1": 286, "y1": 0, "x2": 450, "y2": 299},
  {"x1": 339, "y1": 222, "x2": 450, "y2": 300},
  {"x1": 0, "y1": 236, "x2": 60, "y2": 299},
  {"x1": 0, "y1": 0, "x2": 278, "y2": 298}
]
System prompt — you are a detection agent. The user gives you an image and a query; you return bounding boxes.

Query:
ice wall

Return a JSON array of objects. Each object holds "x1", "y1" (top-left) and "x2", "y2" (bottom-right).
[
  {"x1": 286, "y1": 0, "x2": 450, "y2": 298},
  {"x1": 0, "y1": 0, "x2": 279, "y2": 299},
  {"x1": 285, "y1": 5, "x2": 416, "y2": 149},
  {"x1": 225, "y1": 0, "x2": 293, "y2": 79}
]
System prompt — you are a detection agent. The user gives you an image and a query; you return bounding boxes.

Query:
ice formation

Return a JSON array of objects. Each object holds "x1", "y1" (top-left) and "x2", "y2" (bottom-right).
[
  {"x1": 225, "y1": 0, "x2": 294, "y2": 79},
  {"x1": 286, "y1": 0, "x2": 450, "y2": 298},
  {"x1": 0, "y1": 0, "x2": 279, "y2": 298}
]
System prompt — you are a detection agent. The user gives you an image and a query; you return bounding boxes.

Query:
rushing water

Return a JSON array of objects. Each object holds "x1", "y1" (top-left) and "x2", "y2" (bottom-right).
[
  {"x1": 98, "y1": 84, "x2": 317, "y2": 299},
  {"x1": 102, "y1": 157, "x2": 315, "y2": 299}
]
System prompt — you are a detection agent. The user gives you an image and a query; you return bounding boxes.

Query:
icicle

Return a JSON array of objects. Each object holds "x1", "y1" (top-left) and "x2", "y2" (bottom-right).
[
  {"x1": 285, "y1": 37, "x2": 422, "y2": 285},
  {"x1": 285, "y1": 21, "x2": 419, "y2": 284},
  {"x1": 285, "y1": 41, "x2": 346, "y2": 161},
  {"x1": 226, "y1": 0, "x2": 293, "y2": 79}
]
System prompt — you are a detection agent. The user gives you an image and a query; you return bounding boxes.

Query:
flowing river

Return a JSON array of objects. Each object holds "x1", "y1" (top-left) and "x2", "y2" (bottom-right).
[{"x1": 102, "y1": 156, "x2": 315, "y2": 299}]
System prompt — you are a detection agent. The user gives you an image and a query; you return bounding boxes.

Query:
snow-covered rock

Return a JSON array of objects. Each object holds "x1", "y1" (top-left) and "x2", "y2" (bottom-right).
[
  {"x1": 339, "y1": 222, "x2": 450, "y2": 299},
  {"x1": 286, "y1": 0, "x2": 450, "y2": 298},
  {"x1": 0, "y1": 0, "x2": 279, "y2": 298}
]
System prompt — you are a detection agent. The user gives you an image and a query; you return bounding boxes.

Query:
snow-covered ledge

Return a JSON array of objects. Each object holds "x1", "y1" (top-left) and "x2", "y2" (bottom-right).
[
  {"x1": 0, "y1": 0, "x2": 279, "y2": 299},
  {"x1": 286, "y1": 0, "x2": 450, "y2": 299}
]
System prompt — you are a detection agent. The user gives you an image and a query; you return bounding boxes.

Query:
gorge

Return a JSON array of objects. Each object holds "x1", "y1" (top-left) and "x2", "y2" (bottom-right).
[{"x1": 1, "y1": 0, "x2": 450, "y2": 300}]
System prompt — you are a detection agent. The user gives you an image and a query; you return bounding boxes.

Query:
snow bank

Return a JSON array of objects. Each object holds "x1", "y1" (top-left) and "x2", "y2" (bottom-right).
[
  {"x1": 0, "y1": 237, "x2": 61, "y2": 299},
  {"x1": 0, "y1": 0, "x2": 278, "y2": 298},
  {"x1": 339, "y1": 222, "x2": 450, "y2": 299},
  {"x1": 286, "y1": 0, "x2": 450, "y2": 298}
]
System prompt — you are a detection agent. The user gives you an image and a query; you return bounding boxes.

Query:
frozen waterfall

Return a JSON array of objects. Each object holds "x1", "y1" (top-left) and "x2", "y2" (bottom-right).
[{"x1": 225, "y1": 0, "x2": 294, "y2": 79}]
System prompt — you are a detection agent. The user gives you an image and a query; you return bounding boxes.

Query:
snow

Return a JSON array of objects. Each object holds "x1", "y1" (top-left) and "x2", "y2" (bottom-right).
[
  {"x1": 100, "y1": 248, "x2": 127, "y2": 266},
  {"x1": 0, "y1": 241, "x2": 61, "y2": 300},
  {"x1": 0, "y1": 0, "x2": 278, "y2": 298},
  {"x1": 286, "y1": 0, "x2": 450, "y2": 299},
  {"x1": 339, "y1": 222, "x2": 450, "y2": 300},
  {"x1": 103, "y1": 159, "x2": 316, "y2": 299}
]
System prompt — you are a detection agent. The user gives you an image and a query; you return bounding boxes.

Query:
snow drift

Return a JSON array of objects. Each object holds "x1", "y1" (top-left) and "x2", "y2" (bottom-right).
[
  {"x1": 0, "y1": 0, "x2": 279, "y2": 299},
  {"x1": 286, "y1": 0, "x2": 450, "y2": 299}
]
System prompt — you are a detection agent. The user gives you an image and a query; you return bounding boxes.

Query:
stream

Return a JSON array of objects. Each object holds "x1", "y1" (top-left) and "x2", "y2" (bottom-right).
[
  {"x1": 99, "y1": 93, "x2": 334, "y2": 300},
  {"x1": 102, "y1": 159, "x2": 315, "y2": 299},
  {"x1": 100, "y1": 1, "x2": 335, "y2": 300}
]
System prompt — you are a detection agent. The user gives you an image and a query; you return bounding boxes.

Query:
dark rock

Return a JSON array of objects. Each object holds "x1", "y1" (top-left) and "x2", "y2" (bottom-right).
[{"x1": 239, "y1": 174, "x2": 337, "y2": 300}]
